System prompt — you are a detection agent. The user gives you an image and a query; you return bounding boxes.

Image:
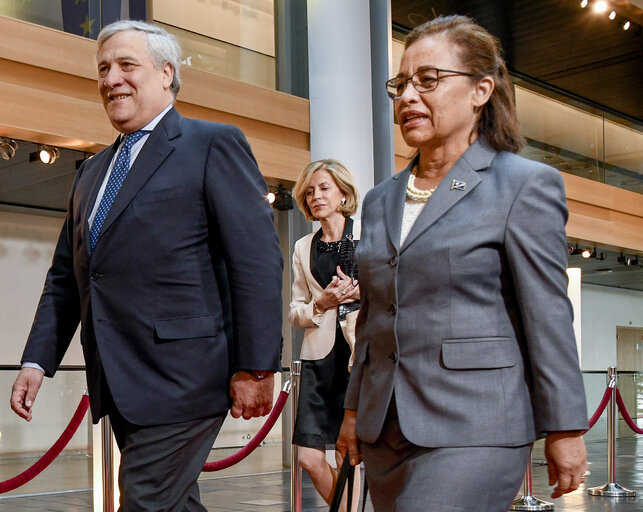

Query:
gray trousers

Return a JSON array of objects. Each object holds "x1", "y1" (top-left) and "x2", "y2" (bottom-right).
[
  {"x1": 109, "y1": 405, "x2": 225, "y2": 512},
  {"x1": 360, "y1": 398, "x2": 531, "y2": 512}
]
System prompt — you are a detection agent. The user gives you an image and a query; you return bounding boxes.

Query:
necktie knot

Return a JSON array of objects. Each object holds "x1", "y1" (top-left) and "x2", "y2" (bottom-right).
[{"x1": 124, "y1": 130, "x2": 146, "y2": 146}]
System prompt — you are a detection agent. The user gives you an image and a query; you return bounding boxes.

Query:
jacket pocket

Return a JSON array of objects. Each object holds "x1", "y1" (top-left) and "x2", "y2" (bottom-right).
[
  {"x1": 356, "y1": 339, "x2": 369, "y2": 365},
  {"x1": 137, "y1": 187, "x2": 183, "y2": 204},
  {"x1": 154, "y1": 314, "x2": 219, "y2": 341},
  {"x1": 441, "y1": 337, "x2": 515, "y2": 370}
]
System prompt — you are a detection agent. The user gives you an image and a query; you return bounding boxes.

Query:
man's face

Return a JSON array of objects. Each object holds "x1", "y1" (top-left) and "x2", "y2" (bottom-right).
[{"x1": 97, "y1": 30, "x2": 174, "y2": 134}]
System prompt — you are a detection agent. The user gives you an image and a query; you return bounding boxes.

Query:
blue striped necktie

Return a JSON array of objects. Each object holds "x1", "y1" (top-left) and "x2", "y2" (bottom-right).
[{"x1": 90, "y1": 130, "x2": 146, "y2": 253}]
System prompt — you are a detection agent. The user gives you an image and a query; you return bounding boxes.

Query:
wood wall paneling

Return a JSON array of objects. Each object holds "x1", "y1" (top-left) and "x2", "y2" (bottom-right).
[{"x1": 0, "y1": 15, "x2": 310, "y2": 183}]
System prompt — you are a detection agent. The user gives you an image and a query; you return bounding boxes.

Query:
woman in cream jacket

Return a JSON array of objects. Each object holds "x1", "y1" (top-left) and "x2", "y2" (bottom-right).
[{"x1": 289, "y1": 158, "x2": 360, "y2": 511}]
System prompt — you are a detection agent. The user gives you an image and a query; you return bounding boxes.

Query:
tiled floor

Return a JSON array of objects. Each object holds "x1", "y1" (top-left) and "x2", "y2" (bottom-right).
[{"x1": 1, "y1": 437, "x2": 643, "y2": 511}]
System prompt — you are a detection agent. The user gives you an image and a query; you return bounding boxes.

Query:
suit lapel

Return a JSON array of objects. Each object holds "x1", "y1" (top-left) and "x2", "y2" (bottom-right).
[
  {"x1": 384, "y1": 165, "x2": 412, "y2": 253},
  {"x1": 400, "y1": 139, "x2": 496, "y2": 254},
  {"x1": 94, "y1": 108, "x2": 182, "y2": 248}
]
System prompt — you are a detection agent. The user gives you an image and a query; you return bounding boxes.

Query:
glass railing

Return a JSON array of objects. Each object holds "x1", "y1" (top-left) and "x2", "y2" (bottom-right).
[
  {"x1": 0, "y1": 1, "x2": 276, "y2": 89},
  {"x1": 0, "y1": 1, "x2": 146, "y2": 39},
  {"x1": 0, "y1": 367, "x2": 91, "y2": 497},
  {"x1": 159, "y1": 22, "x2": 276, "y2": 90},
  {"x1": 515, "y1": 81, "x2": 643, "y2": 195}
]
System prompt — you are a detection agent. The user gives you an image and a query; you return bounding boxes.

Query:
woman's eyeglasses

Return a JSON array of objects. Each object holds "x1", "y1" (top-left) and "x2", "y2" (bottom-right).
[{"x1": 386, "y1": 67, "x2": 479, "y2": 100}]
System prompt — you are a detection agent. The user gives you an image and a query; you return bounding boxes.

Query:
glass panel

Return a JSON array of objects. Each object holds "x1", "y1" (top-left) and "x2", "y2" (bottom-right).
[
  {"x1": 152, "y1": 0, "x2": 275, "y2": 57},
  {"x1": 0, "y1": 0, "x2": 146, "y2": 39},
  {"x1": 159, "y1": 23, "x2": 276, "y2": 90},
  {"x1": 0, "y1": 369, "x2": 91, "y2": 497},
  {"x1": 516, "y1": 85, "x2": 605, "y2": 184},
  {"x1": 515, "y1": 82, "x2": 643, "y2": 195},
  {"x1": 0, "y1": 0, "x2": 65, "y2": 31},
  {"x1": 604, "y1": 116, "x2": 643, "y2": 193}
]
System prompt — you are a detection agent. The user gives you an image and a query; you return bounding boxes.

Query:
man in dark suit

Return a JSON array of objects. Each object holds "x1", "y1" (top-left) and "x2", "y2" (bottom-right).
[{"x1": 10, "y1": 20, "x2": 283, "y2": 511}]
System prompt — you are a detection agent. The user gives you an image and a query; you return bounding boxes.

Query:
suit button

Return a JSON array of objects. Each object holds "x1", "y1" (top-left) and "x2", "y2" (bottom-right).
[
  {"x1": 389, "y1": 255, "x2": 398, "y2": 266},
  {"x1": 388, "y1": 304, "x2": 397, "y2": 315},
  {"x1": 90, "y1": 272, "x2": 98, "y2": 281},
  {"x1": 389, "y1": 352, "x2": 399, "y2": 363}
]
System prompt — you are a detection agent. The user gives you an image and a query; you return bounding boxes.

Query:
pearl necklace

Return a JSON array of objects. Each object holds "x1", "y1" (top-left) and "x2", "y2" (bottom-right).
[{"x1": 406, "y1": 168, "x2": 436, "y2": 202}]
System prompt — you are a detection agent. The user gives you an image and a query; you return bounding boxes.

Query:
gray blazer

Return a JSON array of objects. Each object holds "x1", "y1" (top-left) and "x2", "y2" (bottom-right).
[{"x1": 345, "y1": 138, "x2": 588, "y2": 447}]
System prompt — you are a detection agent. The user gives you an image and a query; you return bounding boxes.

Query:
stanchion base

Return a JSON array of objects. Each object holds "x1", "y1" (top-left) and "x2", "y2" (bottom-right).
[
  {"x1": 588, "y1": 482, "x2": 636, "y2": 497},
  {"x1": 510, "y1": 495, "x2": 554, "y2": 511}
]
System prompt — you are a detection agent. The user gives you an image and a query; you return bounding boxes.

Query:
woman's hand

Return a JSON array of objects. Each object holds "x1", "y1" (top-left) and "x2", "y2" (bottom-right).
[
  {"x1": 336, "y1": 409, "x2": 362, "y2": 466},
  {"x1": 545, "y1": 431, "x2": 588, "y2": 498},
  {"x1": 336, "y1": 266, "x2": 360, "y2": 302},
  {"x1": 315, "y1": 266, "x2": 359, "y2": 311}
]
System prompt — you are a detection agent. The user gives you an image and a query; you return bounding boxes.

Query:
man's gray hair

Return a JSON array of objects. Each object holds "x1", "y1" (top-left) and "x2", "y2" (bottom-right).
[{"x1": 97, "y1": 20, "x2": 182, "y2": 98}]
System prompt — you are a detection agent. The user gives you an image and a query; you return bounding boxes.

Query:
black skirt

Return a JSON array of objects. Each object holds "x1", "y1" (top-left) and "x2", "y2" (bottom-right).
[{"x1": 292, "y1": 325, "x2": 352, "y2": 450}]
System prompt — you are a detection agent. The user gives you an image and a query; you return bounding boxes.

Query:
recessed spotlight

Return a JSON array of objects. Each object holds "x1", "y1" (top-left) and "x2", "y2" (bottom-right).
[
  {"x1": 609, "y1": 10, "x2": 616, "y2": 20},
  {"x1": 623, "y1": 21, "x2": 631, "y2": 30},
  {"x1": 580, "y1": 0, "x2": 588, "y2": 7},
  {"x1": 30, "y1": 145, "x2": 60, "y2": 165},
  {"x1": 39, "y1": 146, "x2": 60, "y2": 164},
  {"x1": 581, "y1": 248, "x2": 592, "y2": 258},
  {"x1": 0, "y1": 137, "x2": 18, "y2": 160},
  {"x1": 267, "y1": 192, "x2": 275, "y2": 204},
  {"x1": 594, "y1": 1, "x2": 608, "y2": 13}
]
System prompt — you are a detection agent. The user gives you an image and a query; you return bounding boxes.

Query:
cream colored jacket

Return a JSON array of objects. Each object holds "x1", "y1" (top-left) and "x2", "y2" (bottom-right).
[{"x1": 288, "y1": 230, "x2": 359, "y2": 367}]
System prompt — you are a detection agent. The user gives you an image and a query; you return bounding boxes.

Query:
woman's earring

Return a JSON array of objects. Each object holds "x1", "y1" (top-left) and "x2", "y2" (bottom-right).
[{"x1": 341, "y1": 197, "x2": 346, "y2": 206}]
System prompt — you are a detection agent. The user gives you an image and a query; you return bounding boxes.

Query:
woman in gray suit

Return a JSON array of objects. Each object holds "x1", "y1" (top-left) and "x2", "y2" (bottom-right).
[{"x1": 337, "y1": 15, "x2": 589, "y2": 512}]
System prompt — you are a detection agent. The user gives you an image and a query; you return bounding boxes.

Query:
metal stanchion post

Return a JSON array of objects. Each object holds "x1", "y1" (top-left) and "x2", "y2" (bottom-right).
[
  {"x1": 101, "y1": 416, "x2": 115, "y2": 512},
  {"x1": 588, "y1": 366, "x2": 636, "y2": 497},
  {"x1": 510, "y1": 452, "x2": 554, "y2": 511},
  {"x1": 290, "y1": 361, "x2": 302, "y2": 512}
]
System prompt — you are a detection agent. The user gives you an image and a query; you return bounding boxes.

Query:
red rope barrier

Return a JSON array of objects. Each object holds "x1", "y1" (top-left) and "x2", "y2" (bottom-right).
[
  {"x1": 615, "y1": 388, "x2": 643, "y2": 435},
  {"x1": 203, "y1": 389, "x2": 289, "y2": 471},
  {"x1": 1, "y1": 383, "x2": 291, "y2": 491},
  {"x1": 586, "y1": 386, "x2": 612, "y2": 431},
  {"x1": 0, "y1": 394, "x2": 90, "y2": 494}
]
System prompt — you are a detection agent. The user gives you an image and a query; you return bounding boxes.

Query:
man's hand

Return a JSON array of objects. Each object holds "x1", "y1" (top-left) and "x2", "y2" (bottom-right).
[
  {"x1": 545, "y1": 431, "x2": 588, "y2": 498},
  {"x1": 229, "y1": 371, "x2": 274, "y2": 419},
  {"x1": 336, "y1": 409, "x2": 361, "y2": 466},
  {"x1": 10, "y1": 367, "x2": 44, "y2": 422}
]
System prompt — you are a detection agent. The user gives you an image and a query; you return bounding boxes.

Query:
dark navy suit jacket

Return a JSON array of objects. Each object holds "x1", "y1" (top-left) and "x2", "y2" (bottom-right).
[{"x1": 22, "y1": 107, "x2": 283, "y2": 425}]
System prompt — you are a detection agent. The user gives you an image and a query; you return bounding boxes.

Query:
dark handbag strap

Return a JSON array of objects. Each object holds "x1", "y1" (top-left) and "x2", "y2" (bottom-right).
[
  {"x1": 361, "y1": 474, "x2": 368, "y2": 512},
  {"x1": 329, "y1": 456, "x2": 355, "y2": 512},
  {"x1": 329, "y1": 456, "x2": 370, "y2": 512}
]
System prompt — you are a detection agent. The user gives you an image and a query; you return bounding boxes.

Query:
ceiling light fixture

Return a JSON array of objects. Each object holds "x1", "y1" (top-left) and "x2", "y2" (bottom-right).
[
  {"x1": 580, "y1": 0, "x2": 588, "y2": 7},
  {"x1": 581, "y1": 248, "x2": 594, "y2": 259},
  {"x1": 623, "y1": 21, "x2": 631, "y2": 30},
  {"x1": 38, "y1": 145, "x2": 60, "y2": 164},
  {"x1": 267, "y1": 191, "x2": 276, "y2": 204},
  {"x1": 609, "y1": 10, "x2": 616, "y2": 20},
  {"x1": 0, "y1": 137, "x2": 18, "y2": 160},
  {"x1": 593, "y1": 1, "x2": 608, "y2": 13}
]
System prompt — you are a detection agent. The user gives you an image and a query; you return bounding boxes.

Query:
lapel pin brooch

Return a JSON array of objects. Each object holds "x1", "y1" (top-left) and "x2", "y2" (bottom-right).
[{"x1": 450, "y1": 179, "x2": 466, "y2": 191}]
